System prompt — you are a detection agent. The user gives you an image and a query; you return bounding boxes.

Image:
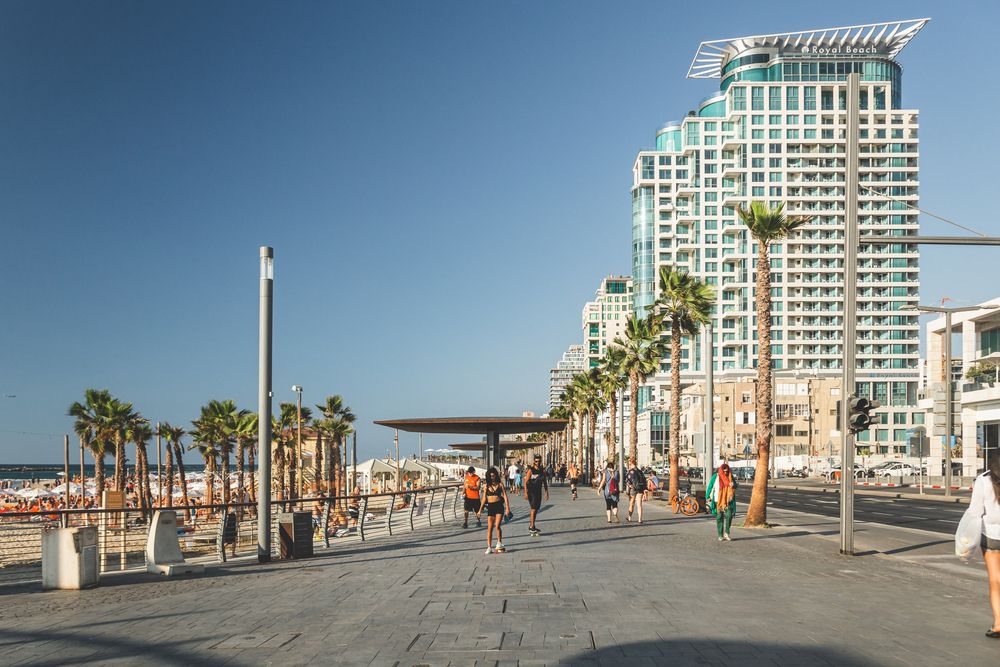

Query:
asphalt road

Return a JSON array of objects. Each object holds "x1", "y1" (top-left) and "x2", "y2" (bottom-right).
[{"x1": 734, "y1": 485, "x2": 969, "y2": 535}]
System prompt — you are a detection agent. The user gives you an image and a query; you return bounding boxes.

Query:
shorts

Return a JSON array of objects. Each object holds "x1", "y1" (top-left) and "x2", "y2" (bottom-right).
[
  {"x1": 487, "y1": 502, "x2": 505, "y2": 517},
  {"x1": 515, "y1": 475, "x2": 522, "y2": 486},
  {"x1": 464, "y1": 497, "x2": 480, "y2": 512},
  {"x1": 981, "y1": 534, "x2": 1000, "y2": 553},
  {"x1": 569, "y1": 478, "x2": 578, "y2": 486},
  {"x1": 349, "y1": 507, "x2": 359, "y2": 519},
  {"x1": 628, "y1": 487, "x2": 644, "y2": 498},
  {"x1": 605, "y1": 497, "x2": 619, "y2": 510},
  {"x1": 527, "y1": 490, "x2": 541, "y2": 511}
]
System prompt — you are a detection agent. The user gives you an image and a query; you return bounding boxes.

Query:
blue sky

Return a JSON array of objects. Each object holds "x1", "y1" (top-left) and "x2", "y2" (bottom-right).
[{"x1": 1, "y1": 1, "x2": 997, "y2": 464}]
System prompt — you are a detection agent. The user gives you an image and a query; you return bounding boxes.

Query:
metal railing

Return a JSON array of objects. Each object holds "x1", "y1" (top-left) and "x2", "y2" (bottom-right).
[{"x1": 0, "y1": 483, "x2": 462, "y2": 586}]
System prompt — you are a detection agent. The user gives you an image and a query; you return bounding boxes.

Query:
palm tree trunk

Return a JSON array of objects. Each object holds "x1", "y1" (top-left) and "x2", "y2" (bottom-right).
[
  {"x1": 745, "y1": 243, "x2": 774, "y2": 527},
  {"x1": 236, "y1": 439, "x2": 245, "y2": 504},
  {"x1": 314, "y1": 431, "x2": 324, "y2": 494},
  {"x1": 629, "y1": 370, "x2": 640, "y2": 466},
  {"x1": 247, "y1": 445, "x2": 256, "y2": 503},
  {"x1": 206, "y1": 457, "x2": 215, "y2": 507},
  {"x1": 275, "y1": 447, "x2": 285, "y2": 502},
  {"x1": 174, "y1": 441, "x2": 190, "y2": 510},
  {"x1": 165, "y1": 442, "x2": 174, "y2": 508},
  {"x1": 288, "y1": 447, "x2": 297, "y2": 501},
  {"x1": 115, "y1": 433, "x2": 126, "y2": 491},
  {"x1": 140, "y1": 444, "x2": 152, "y2": 512},
  {"x1": 576, "y1": 410, "x2": 585, "y2": 473},
  {"x1": 669, "y1": 313, "x2": 683, "y2": 503},
  {"x1": 94, "y1": 452, "x2": 106, "y2": 502},
  {"x1": 608, "y1": 390, "x2": 618, "y2": 466},
  {"x1": 588, "y1": 410, "x2": 597, "y2": 476}
]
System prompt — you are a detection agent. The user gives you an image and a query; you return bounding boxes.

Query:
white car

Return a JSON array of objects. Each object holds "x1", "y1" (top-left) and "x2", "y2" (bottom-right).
[{"x1": 874, "y1": 463, "x2": 916, "y2": 477}]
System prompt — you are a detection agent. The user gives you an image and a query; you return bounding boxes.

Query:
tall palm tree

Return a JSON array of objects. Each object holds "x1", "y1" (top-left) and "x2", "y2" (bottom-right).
[
  {"x1": 68, "y1": 389, "x2": 113, "y2": 500},
  {"x1": 193, "y1": 400, "x2": 239, "y2": 503},
  {"x1": 96, "y1": 397, "x2": 143, "y2": 492},
  {"x1": 561, "y1": 384, "x2": 580, "y2": 470},
  {"x1": 130, "y1": 423, "x2": 154, "y2": 512},
  {"x1": 577, "y1": 369, "x2": 605, "y2": 473},
  {"x1": 188, "y1": 424, "x2": 220, "y2": 506},
  {"x1": 598, "y1": 346, "x2": 628, "y2": 466},
  {"x1": 272, "y1": 404, "x2": 297, "y2": 503},
  {"x1": 155, "y1": 423, "x2": 179, "y2": 507},
  {"x1": 234, "y1": 412, "x2": 258, "y2": 504},
  {"x1": 310, "y1": 417, "x2": 326, "y2": 493},
  {"x1": 613, "y1": 314, "x2": 668, "y2": 468},
  {"x1": 548, "y1": 405, "x2": 568, "y2": 466},
  {"x1": 738, "y1": 200, "x2": 810, "y2": 527},
  {"x1": 652, "y1": 265, "x2": 716, "y2": 502},
  {"x1": 317, "y1": 396, "x2": 356, "y2": 504}
]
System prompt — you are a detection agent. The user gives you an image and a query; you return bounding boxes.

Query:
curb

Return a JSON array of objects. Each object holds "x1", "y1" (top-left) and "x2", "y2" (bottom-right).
[{"x1": 769, "y1": 484, "x2": 970, "y2": 504}]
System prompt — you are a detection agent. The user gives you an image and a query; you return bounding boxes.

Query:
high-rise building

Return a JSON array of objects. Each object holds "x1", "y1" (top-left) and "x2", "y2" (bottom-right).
[
  {"x1": 581, "y1": 275, "x2": 634, "y2": 369},
  {"x1": 631, "y1": 20, "x2": 927, "y2": 421},
  {"x1": 549, "y1": 344, "x2": 585, "y2": 407}
]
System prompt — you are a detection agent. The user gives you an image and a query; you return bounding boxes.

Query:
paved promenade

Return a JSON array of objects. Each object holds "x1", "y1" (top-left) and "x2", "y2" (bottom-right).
[{"x1": 1, "y1": 484, "x2": 996, "y2": 666}]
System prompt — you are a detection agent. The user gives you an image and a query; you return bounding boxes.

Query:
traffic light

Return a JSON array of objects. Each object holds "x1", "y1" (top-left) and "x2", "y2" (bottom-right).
[{"x1": 847, "y1": 395, "x2": 880, "y2": 434}]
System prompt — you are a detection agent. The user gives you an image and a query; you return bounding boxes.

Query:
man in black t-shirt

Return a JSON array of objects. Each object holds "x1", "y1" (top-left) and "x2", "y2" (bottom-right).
[{"x1": 523, "y1": 454, "x2": 549, "y2": 535}]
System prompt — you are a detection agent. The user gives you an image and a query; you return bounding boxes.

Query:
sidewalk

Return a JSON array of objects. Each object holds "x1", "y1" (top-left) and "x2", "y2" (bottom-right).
[{"x1": 0, "y1": 484, "x2": 995, "y2": 666}]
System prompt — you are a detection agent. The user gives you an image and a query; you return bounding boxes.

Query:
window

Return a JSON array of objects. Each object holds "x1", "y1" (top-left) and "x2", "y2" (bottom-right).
[
  {"x1": 769, "y1": 87, "x2": 781, "y2": 110},
  {"x1": 775, "y1": 425, "x2": 793, "y2": 437},
  {"x1": 804, "y1": 115, "x2": 816, "y2": 125},
  {"x1": 893, "y1": 429, "x2": 908, "y2": 442},
  {"x1": 752, "y1": 129, "x2": 764, "y2": 139},
  {"x1": 769, "y1": 115, "x2": 781, "y2": 125},
  {"x1": 732, "y1": 86, "x2": 746, "y2": 111},
  {"x1": 786, "y1": 87, "x2": 799, "y2": 110},
  {"x1": 658, "y1": 156, "x2": 671, "y2": 165},
  {"x1": 831, "y1": 388, "x2": 840, "y2": 396},
  {"x1": 769, "y1": 158, "x2": 781, "y2": 168},
  {"x1": 704, "y1": 150, "x2": 717, "y2": 160},
  {"x1": 742, "y1": 391, "x2": 751, "y2": 404},
  {"x1": 641, "y1": 156, "x2": 655, "y2": 179},
  {"x1": 752, "y1": 172, "x2": 765, "y2": 182},
  {"x1": 804, "y1": 129, "x2": 816, "y2": 139},
  {"x1": 659, "y1": 170, "x2": 671, "y2": 179},
  {"x1": 752, "y1": 186, "x2": 765, "y2": 196},
  {"x1": 751, "y1": 158, "x2": 764, "y2": 168},
  {"x1": 769, "y1": 129, "x2": 781, "y2": 139},
  {"x1": 752, "y1": 86, "x2": 764, "y2": 110},
  {"x1": 704, "y1": 164, "x2": 717, "y2": 174},
  {"x1": 752, "y1": 144, "x2": 764, "y2": 153},
  {"x1": 752, "y1": 115, "x2": 764, "y2": 125},
  {"x1": 685, "y1": 123, "x2": 700, "y2": 146},
  {"x1": 804, "y1": 87, "x2": 816, "y2": 111},
  {"x1": 675, "y1": 169, "x2": 689, "y2": 179},
  {"x1": 893, "y1": 413, "x2": 907, "y2": 424},
  {"x1": 786, "y1": 129, "x2": 799, "y2": 139},
  {"x1": 769, "y1": 144, "x2": 782, "y2": 153},
  {"x1": 786, "y1": 115, "x2": 799, "y2": 125}
]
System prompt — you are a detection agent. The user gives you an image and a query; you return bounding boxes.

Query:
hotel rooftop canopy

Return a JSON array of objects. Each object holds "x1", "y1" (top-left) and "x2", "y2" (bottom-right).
[{"x1": 687, "y1": 19, "x2": 930, "y2": 79}]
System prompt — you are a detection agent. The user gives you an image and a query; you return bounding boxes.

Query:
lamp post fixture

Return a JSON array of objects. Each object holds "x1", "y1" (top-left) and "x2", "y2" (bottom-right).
[
  {"x1": 900, "y1": 303, "x2": 998, "y2": 496},
  {"x1": 292, "y1": 386, "x2": 303, "y2": 507},
  {"x1": 257, "y1": 247, "x2": 273, "y2": 563}
]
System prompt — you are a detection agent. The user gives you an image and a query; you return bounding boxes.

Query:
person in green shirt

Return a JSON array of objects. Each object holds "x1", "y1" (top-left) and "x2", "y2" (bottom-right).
[{"x1": 706, "y1": 461, "x2": 738, "y2": 541}]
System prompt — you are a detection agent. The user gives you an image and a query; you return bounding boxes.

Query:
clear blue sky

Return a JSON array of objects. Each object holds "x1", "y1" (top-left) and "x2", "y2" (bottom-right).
[{"x1": 1, "y1": 1, "x2": 996, "y2": 464}]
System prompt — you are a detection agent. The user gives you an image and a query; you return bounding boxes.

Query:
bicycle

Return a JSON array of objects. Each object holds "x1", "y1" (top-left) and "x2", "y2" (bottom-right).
[{"x1": 670, "y1": 484, "x2": 700, "y2": 516}]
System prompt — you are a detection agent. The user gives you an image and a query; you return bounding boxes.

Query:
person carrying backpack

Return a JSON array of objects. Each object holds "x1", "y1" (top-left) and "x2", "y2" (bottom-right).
[
  {"x1": 626, "y1": 460, "x2": 647, "y2": 524},
  {"x1": 597, "y1": 460, "x2": 620, "y2": 523}
]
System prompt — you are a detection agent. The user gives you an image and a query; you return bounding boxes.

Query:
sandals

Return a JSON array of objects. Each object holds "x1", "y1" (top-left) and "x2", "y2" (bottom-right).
[{"x1": 987, "y1": 629, "x2": 1000, "y2": 639}]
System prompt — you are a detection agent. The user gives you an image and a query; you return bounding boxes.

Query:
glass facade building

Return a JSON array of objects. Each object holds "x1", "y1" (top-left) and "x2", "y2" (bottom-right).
[{"x1": 631, "y1": 20, "x2": 929, "y2": 450}]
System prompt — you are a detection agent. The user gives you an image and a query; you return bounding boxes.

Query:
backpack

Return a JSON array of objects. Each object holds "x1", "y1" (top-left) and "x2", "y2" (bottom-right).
[
  {"x1": 630, "y1": 468, "x2": 646, "y2": 491},
  {"x1": 608, "y1": 471, "x2": 619, "y2": 496}
]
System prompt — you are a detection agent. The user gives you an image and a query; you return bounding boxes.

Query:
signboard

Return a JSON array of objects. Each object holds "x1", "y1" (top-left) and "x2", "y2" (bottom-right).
[{"x1": 102, "y1": 490, "x2": 124, "y2": 510}]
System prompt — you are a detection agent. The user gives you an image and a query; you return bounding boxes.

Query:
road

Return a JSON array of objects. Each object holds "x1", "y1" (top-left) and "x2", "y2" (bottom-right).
[{"x1": 735, "y1": 484, "x2": 969, "y2": 535}]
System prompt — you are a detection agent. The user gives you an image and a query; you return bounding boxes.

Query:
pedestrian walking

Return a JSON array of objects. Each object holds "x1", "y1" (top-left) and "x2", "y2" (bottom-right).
[
  {"x1": 507, "y1": 461, "x2": 518, "y2": 492},
  {"x1": 462, "y1": 466, "x2": 482, "y2": 529},
  {"x1": 707, "y1": 461, "x2": 737, "y2": 541},
  {"x1": 965, "y1": 455, "x2": 1000, "y2": 638},
  {"x1": 523, "y1": 454, "x2": 548, "y2": 535},
  {"x1": 348, "y1": 486, "x2": 361, "y2": 527},
  {"x1": 597, "y1": 461, "x2": 620, "y2": 523},
  {"x1": 478, "y1": 467, "x2": 509, "y2": 554},
  {"x1": 558, "y1": 463, "x2": 567, "y2": 486},
  {"x1": 626, "y1": 460, "x2": 647, "y2": 523},
  {"x1": 514, "y1": 462, "x2": 523, "y2": 495},
  {"x1": 567, "y1": 463, "x2": 579, "y2": 500}
]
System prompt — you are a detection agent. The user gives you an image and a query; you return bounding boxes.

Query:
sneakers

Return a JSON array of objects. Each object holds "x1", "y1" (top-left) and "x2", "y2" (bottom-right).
[
  {"x1": 529, "y1": 527, "x2": 541, "y2": 535},
  {"x1": 476, "y1": 520, "x2": 482, "y2": 527},
  {"x1": 497, "y1": 541, "x2": 505, "y2": 550},
  {"x1": 485, "y1": 546, "x2": 493, "y2": 554},
  {"x1": 724, "y1": 533, "x2": 732, "y2": 541},
  {"x1": 462, "y1": 522, "x2": 468, "y2": 529},
  {"x1": 718, "y1": 537, "x2": 724, "y2": 541}
]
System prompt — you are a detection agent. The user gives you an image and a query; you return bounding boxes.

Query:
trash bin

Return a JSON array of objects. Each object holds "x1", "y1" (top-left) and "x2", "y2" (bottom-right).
[{"x1": 278, "y1": 512, "x2": 313, "y2": 559}]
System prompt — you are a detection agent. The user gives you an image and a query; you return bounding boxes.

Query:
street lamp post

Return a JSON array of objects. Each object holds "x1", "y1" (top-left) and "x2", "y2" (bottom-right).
[
  {"x1": 901, "y1": 303, "x2": 998, "y2": 496},
  {"x1": 257, "y1": 247, "x2": 273, "y2": 563},
  {"x1": 293, "y1": 386, "x2": 303, "y2": 507},
  {"x1": 394, "y1": 430, "x2": 400, "y2": 491}
]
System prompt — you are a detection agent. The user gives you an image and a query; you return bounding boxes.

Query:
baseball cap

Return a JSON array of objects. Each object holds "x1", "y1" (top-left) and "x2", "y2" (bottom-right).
[{"x1": 533, "y1": 454, "x2": 542, "y2": 461}]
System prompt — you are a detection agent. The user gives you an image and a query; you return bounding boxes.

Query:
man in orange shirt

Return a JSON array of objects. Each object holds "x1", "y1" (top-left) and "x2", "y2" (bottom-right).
[{"x1": 462, "y1": 466, "x2": 482, "y2": 529}]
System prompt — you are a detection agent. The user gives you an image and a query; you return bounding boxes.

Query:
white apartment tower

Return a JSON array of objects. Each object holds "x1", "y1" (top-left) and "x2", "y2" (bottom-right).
[
  {"x1": 549, "y1": 344, "x2": 586, "y2": 408},
  {"x1": 632, "y1": 20, "x2": 926, "y2": 422},
  {"x1": 581, "y1": 275, "x2": 634, "y2": 369}
]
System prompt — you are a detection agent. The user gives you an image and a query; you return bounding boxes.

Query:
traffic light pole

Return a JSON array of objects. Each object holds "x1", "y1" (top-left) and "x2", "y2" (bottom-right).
[{"x1": 840, "y1": 73, "x2": 860, "y2": 557}]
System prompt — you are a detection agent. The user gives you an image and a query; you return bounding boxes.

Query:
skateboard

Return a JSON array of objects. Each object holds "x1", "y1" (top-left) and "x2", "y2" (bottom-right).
[
  {"x1": 503, "y1": 510, "x2": 513, "y2": 524},
  {"x1": 495, "y1": 545, "x2": 506, "y2": 553}
]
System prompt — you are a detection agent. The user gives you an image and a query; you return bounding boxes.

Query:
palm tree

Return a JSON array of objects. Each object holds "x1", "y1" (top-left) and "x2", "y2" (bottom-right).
[
  {"x1": 613, "y1": 314, "x2": 668, "y2": 469},
  {"x1": 548, "y1": 405, "x2": 568, "y2": 466},
  {"x1": 738, "y1": 200, "x2": 811, "y2": 527},
  {"x1": 576, "y1": 369, "x2": 605, "y2": 473},
  {"x1": 310, "y1": 417, "x2": 326, "y2": 493},
  {"x1": 188, "y1": 424, "x2": 220, "y2": 506},
  {"x1": 597, "y1": 346, "x2": 628, "y2": 466},
  {"x1": 233, "y1": 413, "x2": 258, "y2": 504},
  {"x1": 651, "y1": 265, "x2": 716, "y2": 503},
  {"x1": 68, "y1": 389, "x2": 113, "y2": 500},
  {"x1": 129, "y1": 422, "x2": 154, "y2": 512},
  {"x1": 96, "y1": 397, "x2": 143, "y2": 492},
  {"x1": 561, "y1": 384, "x2": 580, "y2": 470},
  {"x1": 317, "y1": 396, "x2": 356, "y2": 504},
  {"x1": 193, "y1": 400, "x2": 239, "y2": 503},
  {"x1": 272, "y1": 404, "x2": 297, "y2": 503},
  {"x1": 155, "y1": 423, "x2": 179, "y2": 507}
]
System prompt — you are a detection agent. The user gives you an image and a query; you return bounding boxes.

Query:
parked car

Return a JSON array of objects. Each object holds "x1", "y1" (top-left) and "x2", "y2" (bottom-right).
[
  {"x1": 824, "y1": 464, "x2": 866, "y2": 481},
  {"x1": 874, "y1": 463, "x2": 916, "y2": 477},
  {"x1": 732, "y1": 467, "x2": 755, "y2": 481}
]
